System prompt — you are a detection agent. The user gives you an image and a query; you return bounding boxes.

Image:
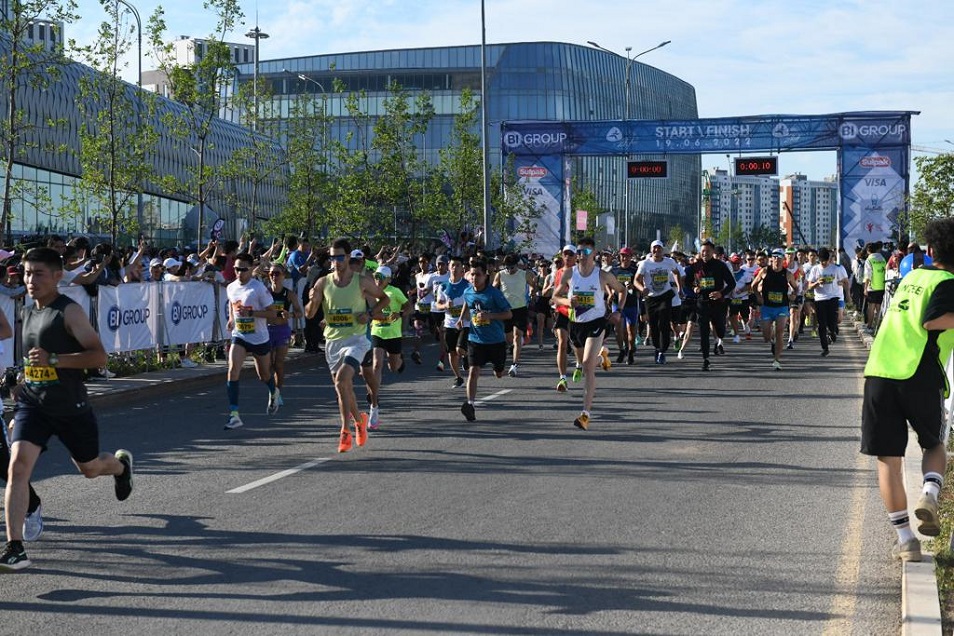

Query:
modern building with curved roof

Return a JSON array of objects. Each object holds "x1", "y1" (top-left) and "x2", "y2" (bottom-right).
[{"x1": 240, "y1": 41, "x2": 699, "y2": 249}]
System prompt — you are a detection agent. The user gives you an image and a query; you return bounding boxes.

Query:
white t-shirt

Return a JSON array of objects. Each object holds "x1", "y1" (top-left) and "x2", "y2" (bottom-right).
[
  {"x1": 807, "y1": 263, "x2": 848, "y2": 301},
  {"x1": 429, "y1": 272, "x2": 450, "y2": 313},
  {"x1": 636, "y1": 257, "x2": 679, "y2": 297},
  {"x1": 415, "y1": 271, "x2": 435, "y2": 312},
  {"x1": 227, "y1": 277, "x2": 274, "y2": 345},
  {"x1": 729, "y1": 266, "x2": 754, "y2": 300}
]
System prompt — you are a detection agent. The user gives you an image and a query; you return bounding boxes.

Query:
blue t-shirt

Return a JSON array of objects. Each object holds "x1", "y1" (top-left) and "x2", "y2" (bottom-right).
[
  {"x1": 286, "y1": 249, "x2": 307, "y2": 285},
  {"x1": 462, "y1": 284, "x2": 511, "y2": 344}
]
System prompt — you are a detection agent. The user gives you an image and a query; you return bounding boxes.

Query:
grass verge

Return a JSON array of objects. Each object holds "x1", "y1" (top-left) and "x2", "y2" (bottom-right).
[{"x1": 928, "y1": 441, "x2": 954, "y2": 635}]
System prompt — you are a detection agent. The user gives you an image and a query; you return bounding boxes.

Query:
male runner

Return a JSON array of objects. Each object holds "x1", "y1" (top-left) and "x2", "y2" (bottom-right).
[
  {"x1": 634, "y1": 240, "x2": 681, "y2": 364},
  {"x1": 612, "y1": 247, "x2": 640, "y2": 365},
  {"x1": 224, "y1": 252, "x2": 280, "y2": 430},
  {"x1": 689, "y1": 240, "x2": 735, "y2": 371},
  {"x1": 553, "y1": 237, "x2": 626, "y2": 430},
  {"x1": 429, "y1": 255, "x2": 451, "y2": 371},
  {"x1": 369, "y1": 265, "x2": 410, "y2": 428},
  {"x1": 493, "y1": 254, "x2": 532, "y2": 377},
  {"x1": 806, "y1": 247, "x2": 849, "y2": 357},
  {"x1": 306, "y1": 238, "x2": 389, "y2": 452},
  {"x1": 1, "y1": 247, "x2": 133, "y2": 571},
  {"x1": 434, "y1": 256, "x2": 471, "y2": 388},
  {"x1": 752, "y1": 250, "x2": 797, "y2": 370},
  {"x1": 551, "y1": 245, "x2": 580, "y2": 391}
]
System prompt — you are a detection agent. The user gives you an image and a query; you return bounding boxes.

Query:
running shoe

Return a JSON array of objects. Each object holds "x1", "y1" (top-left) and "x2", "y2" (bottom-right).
[
  {"x1": 461, "y1": 401, "x2": 476, "y2": 422},
  {"x1": 368, "y1": 406, "x2": 380, "y2": 430},
  {"x1": 355, "y1": 413, "x2": 369, "y2": 447},
  {"x1": 573, "y1": 412, "x2": 590, "y2": 431},
  {"x1": 658, "y1": 353, "x2": 666, "y2": 365},
  {"x1": 338, "y1": 428, "x2": 353, "y2": 453},
  {"x1": 572, "y1": 367, "x2": 583, "y2": 382},
  {"x1": 508, "y1": 364, "x2": 518, "y2": 377},
  {"x1": 453, "y1": 376, "x2": 464, "y2": 388},
  {"x1": 654, "y1": 351, "x2": 661, "y2": 364},
  {"x1": 0, "y1": 542, "x2": 31, "y2": 571},
  {"x1": 556, "y1": 377, "x2": 568, "y2": 392},
  {"x1": 411, "y1": 351, "x2": 422, "y2": 365},
  {"x1": 114, "y1": 449, "x2": 133, "y2": 501},
  {"x1": 702, "y1": 359, "x2": 711, "y2": 371},
  {"x1": 616, "y1": 348, "x2": 627, "y2": 364},
  {"x1": 599, "y1": 347, "x2": 611, "y2": 371},
  {"x1": 821, "y1": 349, "x2": 830, "y2": 357},
  {"x1": 436, "y1": 360, "x2": 445, "y2": 372},
  {"x1": 786, "y1": 340, "x2": 794, "y2": 350},
  {"x1": 915, "y1": 492, "x2": 941, "y2": 537},
  {"x1": 733, "y1": 335, "x2": 740, "y2": 344},
  {"x1": 772, "y1": 360, "x2": 782, "y2": 371},
  {"x1": 180, "y1": 358, "x2": 199, "y2": 369},
  {"x1": 634, "y1": 335, "x2": 644, "y2": 347},
  {"x1": 23, "y1": 505, "x2": 43, "y2": 542},
  {"x1": 675, "y1": 339, "x2": 685, "y2": 353},
  {"x1": 627, "y1": 349, "x2": 635, "y2": 366},
  {"x1": 715, "y1": 343, "x2": 725, "y2": 355},
  {"x1": 538, "y1": 343, "x2": 545, "y2": 351},
  {"x1": 276, "y1": 390, "x2": 284, "y2": 406},
  {"x1": 224, "y1": 412, "x2": 244, "y2": 430},
  {"x1": 677, "y1": 349, "x2": 684, "y2": 360},
  {"x1": 892, "y1": 537, "x2": 922, "y2": 562},
  {"x1": 267, "y1": 392, "x2": 279, "y2": 415}
]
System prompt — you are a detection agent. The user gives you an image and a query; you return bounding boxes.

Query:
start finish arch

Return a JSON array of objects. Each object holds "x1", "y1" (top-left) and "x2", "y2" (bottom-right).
[{"x1": 501, "y1": 111, "x2": 916, "y2": 255}]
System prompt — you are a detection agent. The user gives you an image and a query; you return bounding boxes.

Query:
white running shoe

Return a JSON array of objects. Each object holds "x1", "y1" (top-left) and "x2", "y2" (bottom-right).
[
  {"x1": 508, "y1": 364, "x2": 518, "y2": 377},
  {"x1": 23, "y1": 504, "x2": 43, "y2": 542},
  {"x1": 224, "y1": 412, "x2": 244, "y2": 430},
  {"x1": 369, "y1": 406, "x2": 380, "y2": 430},
  {"x1": 733, "y1": 335, "x2": 740, "y2": 344},
  {"x1": 276, "y1": 390, "x2": 284, "y2": 406},
  {"x1": 180, "y1": 358, "x2": 198, "y2": 369},
  {"x1": 267, "y1": 392, "x2": 280, "y2": 415}
]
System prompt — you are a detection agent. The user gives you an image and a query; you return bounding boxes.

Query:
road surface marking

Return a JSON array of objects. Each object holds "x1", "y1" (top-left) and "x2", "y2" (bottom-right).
[
  {"x1": 476, "y1": 389, "x2": 512, "y2": 404},
  {"x1": 227, "y1": 457, "x2": 332, "y2": 494}
]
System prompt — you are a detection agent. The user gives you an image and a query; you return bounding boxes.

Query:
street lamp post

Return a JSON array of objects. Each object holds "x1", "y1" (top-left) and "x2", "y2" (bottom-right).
[
  {"x1": 115, "y1": 0, "x2": 143, "y2": 239},
  {"x1": 284, "y1": 69, "x2": 328, "y2": 240},
  {"x1": 480, "y1": 0, "x2": 491, "y2": 249},
  {"x1": 587, "y1": 40, "x2": 670, "y2": 248},
  {"x1": 245, "y1": 26, "x2": 269, "y2": 133}
]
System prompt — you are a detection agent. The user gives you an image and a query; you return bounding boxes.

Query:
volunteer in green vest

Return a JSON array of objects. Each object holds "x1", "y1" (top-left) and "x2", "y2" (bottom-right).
[
  {"x1": 306, "y1": 238, "x2": 389, "y2": 453},
  {"x1": 862, "y1": 218, "x2": 954, "y2": 563},
  {"x1": 863, "y1": 241, "x2": 887, "y2": 331}
]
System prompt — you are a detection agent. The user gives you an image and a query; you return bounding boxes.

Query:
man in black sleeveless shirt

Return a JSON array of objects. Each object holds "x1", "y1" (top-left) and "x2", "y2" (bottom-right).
[{"x1": 0, "y1": 248, "x2": 133, "y2": 571}]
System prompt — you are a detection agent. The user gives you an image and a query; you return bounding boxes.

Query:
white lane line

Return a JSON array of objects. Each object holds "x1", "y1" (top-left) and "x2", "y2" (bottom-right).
[
  {"x1": 476, "y1": 388, "x2": 513, "y2": 404},
  {"x1": 227, "y1": 457, "x2": 332, "y2": 494}
]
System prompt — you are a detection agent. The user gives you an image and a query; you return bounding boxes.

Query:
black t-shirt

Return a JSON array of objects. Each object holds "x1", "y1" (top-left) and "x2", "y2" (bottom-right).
[{"x1": 913, "y1": 273, "x2": 954, "y2": 386}]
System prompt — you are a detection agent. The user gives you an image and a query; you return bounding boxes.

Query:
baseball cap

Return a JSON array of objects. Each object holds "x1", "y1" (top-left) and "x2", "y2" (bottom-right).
[
  {"x1": 186, "y1": 254, "x2": 200, "y2": 266},
  {"x1": 162, "y1": 257, "x2": 180, "y2": 269},
  {"x1": 562, "y1": 244, "x2": 575, "y2": 254},
  {"x1": 619, "y1": 246, "x2": 633, "y2": 256},
  {"x1": 149, "y1": 258, "x2": 163, "y2": 268},
  {"x1": 375, "y1": 265, "x2": 392, "y2": 278},
  {"x1": 785, "y1": 247, "x2": 796, "y2": 254},
  {"x1": 436, "y1": 255, "x2": 449, "y2": 264},
  {"x1": 771, "y1": 249, "x2": 785, "y2": 258},
  {"x1": 6, "y1": 265, "x2": 17, "y2": 276},
  {"x1": 650, "y1": 240, "x2": 664, "y2": 249},
  {"x1": 349, "y1": 249, "x2": 364, "y2": 260},
  {"x1": 729, "y1": 253, "x2": 741, "y2": 263}
]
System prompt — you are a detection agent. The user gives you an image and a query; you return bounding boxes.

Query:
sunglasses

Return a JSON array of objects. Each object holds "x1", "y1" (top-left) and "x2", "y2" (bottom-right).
[
  {"x1": 329, "y1": 254, "x2": 347, "y2": 262},
  {"x1": 373, "y1": 273, "x2": 387, "y2": 280},
  {"x1": 234, "y1": 267, "x2": 250, "y2": 272},
  {"x1": 575, "y1": 247, "x2": 594, "y2": 256}
]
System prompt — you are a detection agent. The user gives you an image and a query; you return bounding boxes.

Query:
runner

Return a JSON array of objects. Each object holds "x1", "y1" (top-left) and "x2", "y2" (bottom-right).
[
  {"x1": 0, "y1": 247, "x2": 133, "y2": 571},
  {"x1": 612, "y1": 247, "x2": 640, "y2": 365},
  {"x1": 786, "y1": 248, "x2": 806, "y2": 349},
  {"x1": 305, "y1": 238, "x2": 389, "y2": 452},
  {"x1": 434, "y1": 256, "x2": 471, "y2": 388},
  {"x1": 634, "y1": 240, "x2": 681, "y2": 364},
  {"x1": 689, "y1": 240, "x2": 736, "y2": 371},
  {"x1": 863, "y1": 241, "x2": 887, "y2": 332},
  {"x1": 410, "y1": 254, "x2": 435, "y2": 365},
  {"x1": 551, "y1": 246, "x2": 581, "y2": 391},
  {"x1": 493, "y1": 254, "x2": 532, "y2": 377},
  {"x1": 553, "y1": 237, "x2": 626, "y2": 430},
  {"x1": 458, "y1": 259, "x2": 512, "y2": 421},
  {"x1": 369, "y1": 265, "x2": 411, "y2": 428},
  {"x1": 751, "y1": 249, "x2": 797, "y2": 370},
  {"x1": 806, "y1": 247, "x2": 849, "y2": 357},
  {"x1": 726, "y1": 254, "x2": 753, "y2": 344},
  {"x1": 861, "y1": 218, "x2": 954, "y2": 562},
  {"x1": 429, "y1": 255, "x2": 451, "y2": 372},
  {"x1": 224, "y1": 252, "x2": 280, "y2": 430},
  {"x1": 265, "y1": 263, "x2": 304, "y2": 408}
]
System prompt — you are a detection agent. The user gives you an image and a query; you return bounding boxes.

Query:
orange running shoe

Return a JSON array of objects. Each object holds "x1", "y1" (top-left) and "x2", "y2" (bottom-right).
[
  {"x1": 338, "y1": 428, "x2": 353, "y2": 453},
  {"x1": 573, "y1": 412, "x2": 590, "y2": 431},
  {"x1": 355, "y1": 412, "x2": 369, "y2": 447}
]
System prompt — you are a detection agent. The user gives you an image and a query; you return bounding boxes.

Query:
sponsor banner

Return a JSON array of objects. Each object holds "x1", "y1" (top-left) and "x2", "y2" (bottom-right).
[
  {"x1": 97, "y1": 284, "x2": 160, "y2": 353},
  {"x1": 162, "y1": 282, "x2": 215, "y2": 346},
  {"x1": 576, "y1": 210, "x2": 588, "y2": 231},
  {"x1": 840, "y1": 145, "x2": 908, "y2": 250},
  {"x1": 512, "y1": 154, "x2": 564, "y2": 256},
  {"x1": 501, "y1": 111, "x2": 913, "y2": 156},
  {"x1": 0, "y1": 295, "x2": 13, "y2": 370},
  {"x1": 217, "y1": 285, "x2": 230, "y2": 340}
]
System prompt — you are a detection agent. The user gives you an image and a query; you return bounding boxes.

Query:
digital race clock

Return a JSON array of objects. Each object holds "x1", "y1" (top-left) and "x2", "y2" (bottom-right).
[
  {"x1": 734, "y1": 156, "x2": 778, "y2": 176},
  {"x1": 627, "y1": 160, "x2": 669, "y2": 178}
]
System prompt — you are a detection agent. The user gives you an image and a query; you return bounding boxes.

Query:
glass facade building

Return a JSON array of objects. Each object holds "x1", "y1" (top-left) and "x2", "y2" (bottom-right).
[
  {"x1": 240, "y1": 41, "x2": 699, "y2": 249},
  {"x1": 0, "y1": 36, "x2": 285, "y2": 245}
]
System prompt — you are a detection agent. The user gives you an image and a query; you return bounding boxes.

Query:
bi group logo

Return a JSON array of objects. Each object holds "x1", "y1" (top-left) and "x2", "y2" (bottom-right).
[
  {"x1": 106, "y1": 306, "x2": 150, "y2": 332},
  {"x1": 170, "y1": 300, "x2": 209, "y2": 326}
]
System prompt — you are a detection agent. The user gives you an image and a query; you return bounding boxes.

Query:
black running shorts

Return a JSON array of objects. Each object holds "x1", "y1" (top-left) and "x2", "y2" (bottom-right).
[{"x1": 861, "y1": 376, "x2": 945, "y2": 456}]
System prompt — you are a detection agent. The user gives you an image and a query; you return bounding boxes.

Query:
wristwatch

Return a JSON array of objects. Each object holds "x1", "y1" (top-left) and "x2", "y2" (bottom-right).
[{"x1": 48, "y1": 353, "x2": 58, "y2": 367}]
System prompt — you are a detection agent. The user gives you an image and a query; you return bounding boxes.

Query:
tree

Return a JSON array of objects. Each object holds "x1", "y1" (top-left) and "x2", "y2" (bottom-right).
[
  {"x1": 909, "y1": 154, "x2": 954, "y2": 240},
  {"x1": 667, "y1": 224, "x2": 685, "y2": 252},
  {"x1": 714, "y1": 216, "x2": 745, "y2": 252},
  {"x1": 0, "y1": 0, "x2": 79, "y2": 242},
  {"x1": 746, "y1": 223, "x2": 784, "y2": 250},
  {"x1": 435, "y1": 88, "x2": 482, "y2": 235},
  {"x1": 146, "y1": 0, "x2": 243, "y2": 246},
  {"x1": 69, "y1": 0, "x2": 159, "y2": 244},
  {"x1": 491, "y1": 158, "x2": 545, "y2": 253}
]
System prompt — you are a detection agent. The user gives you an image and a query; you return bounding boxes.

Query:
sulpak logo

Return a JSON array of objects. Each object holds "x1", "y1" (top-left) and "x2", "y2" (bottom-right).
[
  {"x1": 860, "y1": 155, "x2": 892, "y2": 168},
  {"x1": 107, "y1": 305, "x2": 150, "y2": 332},
  {"x1": 517, "y1": 166, "x2": 548, "y2": 179},
  {"x1": 170, "y1": 300, "x2": 209, "y2": 326}
]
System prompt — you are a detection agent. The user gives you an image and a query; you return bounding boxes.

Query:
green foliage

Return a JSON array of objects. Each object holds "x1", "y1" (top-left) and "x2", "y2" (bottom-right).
[
  {"x1": 667, "y1": 224, "x2": 685, "y2": 251},
  {"x1": 746, "y1": 224, "x2": 784, "y2": 250},
  {"x1": 434, "y1": 88, "x2": 483, "y2": 234},
  {"x1": 909, "y1": 154, "x2": 954, "y2": 240},
  {"x1": 491, "y1": 157, "x2": 546, "y2": 252},
  {"x1": 714, "y1": 215, "x2": 745, "y2": 251}
]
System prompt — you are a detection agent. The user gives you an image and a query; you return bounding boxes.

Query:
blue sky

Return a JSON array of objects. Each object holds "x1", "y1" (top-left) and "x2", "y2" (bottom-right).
[{"x1": 70, "y1": 0, "x2": 953, "y2": 181}]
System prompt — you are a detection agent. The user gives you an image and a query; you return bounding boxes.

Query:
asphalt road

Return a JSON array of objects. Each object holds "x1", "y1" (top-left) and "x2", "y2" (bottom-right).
[{"x1": 0, "y1": 329, "x2": 900, "y2": 635}]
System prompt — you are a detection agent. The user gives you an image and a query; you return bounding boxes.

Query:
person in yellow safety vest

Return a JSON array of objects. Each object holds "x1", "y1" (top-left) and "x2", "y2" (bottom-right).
[
  {"x1": 861, "y1": 218, "x2": 954, "y2": 563},
  {"x1": 863, "y1": 241, "x2": 887, "y2": 330}
]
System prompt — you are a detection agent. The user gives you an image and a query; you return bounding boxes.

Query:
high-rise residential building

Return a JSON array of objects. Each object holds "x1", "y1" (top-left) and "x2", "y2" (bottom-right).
[
  {"x1": 779, "y1": 174, "x2": 839, "y2": 247},
  {"x1": 143, "y1": 36, "x2": 255, "y2": 98},
  {"x1": 706, "y1": 168, "x2": 781, "y2": 250},
  {"x1": 232, "y1": 41, "x2": 700, "y2": 250}
]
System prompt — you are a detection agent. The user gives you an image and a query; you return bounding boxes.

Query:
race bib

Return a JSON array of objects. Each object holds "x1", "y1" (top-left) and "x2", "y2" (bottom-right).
[
  {"x1": 236, "y1": 317, "x2": 255, "y2": 333},
  {"x1": 651, "y1": 272, "x2": 669, "y2": 290},
  {"x1": 416, "y1": 302, "x2": 430, "y2": 314},
  {"x1": 472, "y1": 313, "x2": 490, "y2": 327},
  {"x1": 822, "y1": 275, "x2": 834, "y2": 285},
  {"x1": 768, "y1": 291, "x2": 784, "y2": 304},
  {"x1": 449, "y1": 305, "x2": 463, "y2": 318},
  {"x1": 573, "y1": 291, "x2": 596, "y2": 308},
  {"x1": 327, "y1": 308, "x2": 355, "y2": 328},
  {"x1": 731, "y1": 298, "x2": 743, "y2": 306},
  {"x1": 700, "y1": 276, "x2": 715, "y2": 290},
  {"x1": 616, "y1": 273, "x2": 632, "y2": 285},
  {"x1": 23, "y1": 364, "x2": 58, "y2": 386}
]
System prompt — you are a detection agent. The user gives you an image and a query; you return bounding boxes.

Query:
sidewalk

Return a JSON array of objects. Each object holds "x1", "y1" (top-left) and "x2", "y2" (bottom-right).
[{"x1": 853, "y1": 317, "x2": 943, "y2": 636}]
